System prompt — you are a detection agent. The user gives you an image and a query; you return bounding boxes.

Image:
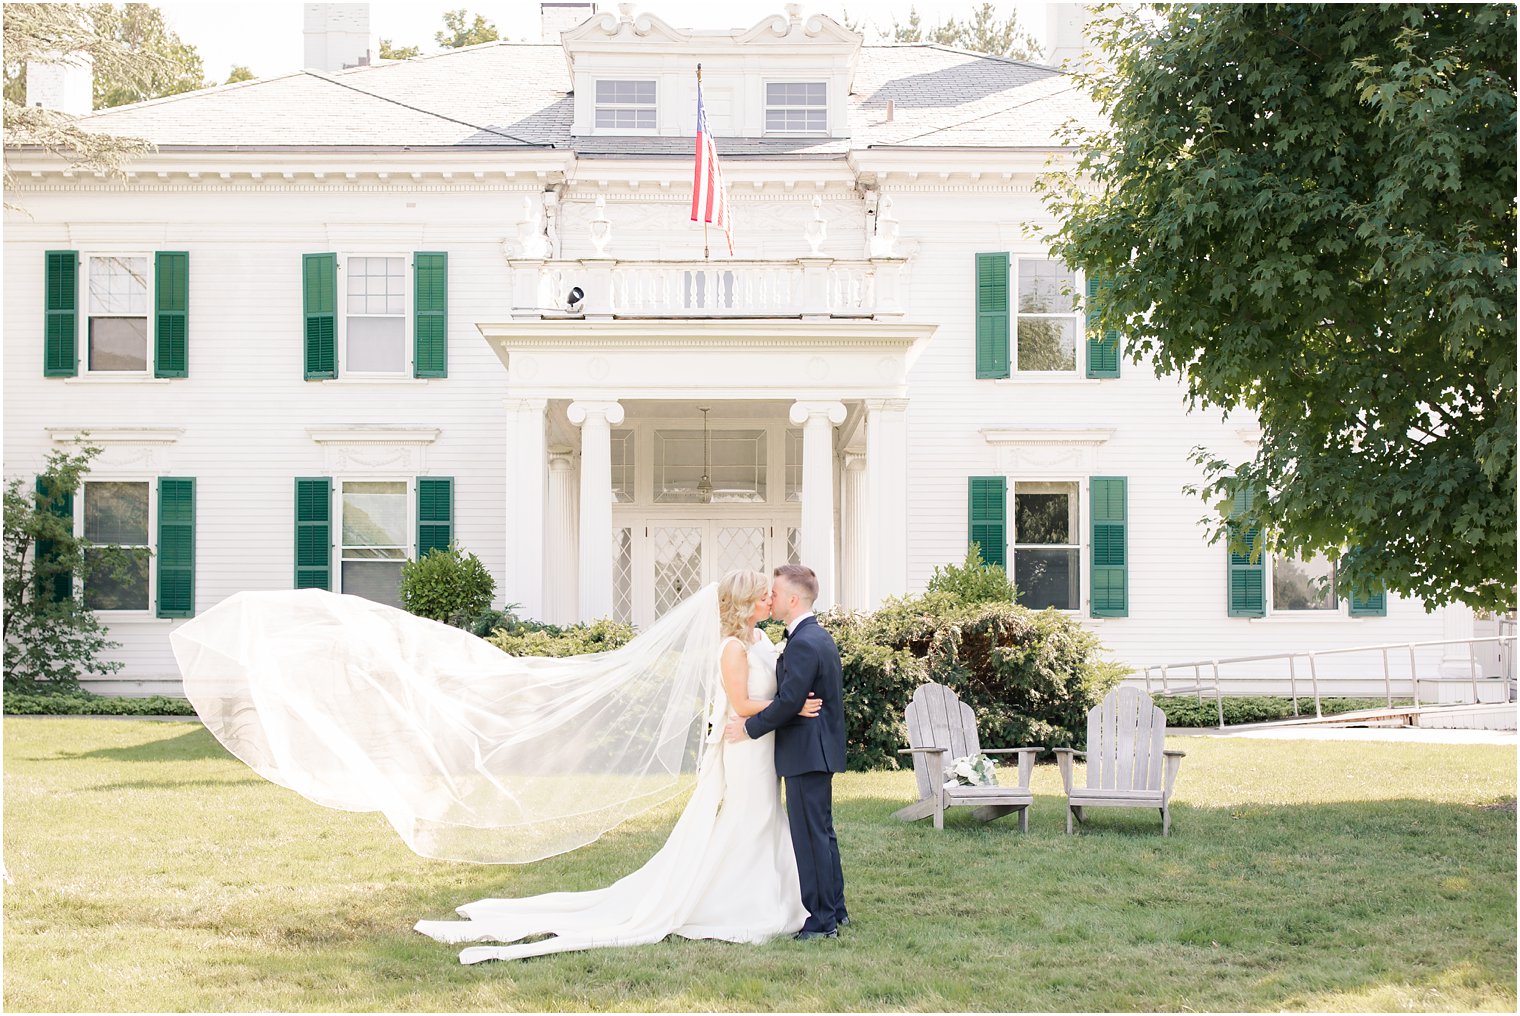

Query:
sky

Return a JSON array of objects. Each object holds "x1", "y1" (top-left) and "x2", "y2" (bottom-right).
[{"x1": 158, "y1": 0, "x2": 1060, "y2": 81}]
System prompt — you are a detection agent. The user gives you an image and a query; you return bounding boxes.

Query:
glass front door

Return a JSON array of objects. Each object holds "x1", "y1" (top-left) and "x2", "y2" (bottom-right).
[{"x1": 618, "y1": 516, "x2": 797, "y2": 626}]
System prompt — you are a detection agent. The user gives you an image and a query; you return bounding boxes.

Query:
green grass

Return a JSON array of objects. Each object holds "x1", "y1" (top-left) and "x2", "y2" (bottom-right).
[{"x1": 4, "y1": 718, "x2": 1515, "y2": 1012}]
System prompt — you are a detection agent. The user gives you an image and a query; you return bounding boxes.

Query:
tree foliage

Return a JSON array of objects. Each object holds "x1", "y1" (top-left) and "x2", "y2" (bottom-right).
[
  {"x1": 926, "y1": 543, "x2": 1018, "y2": 603},
  {"x1": 224, "y1": 65, "x2": 255, "y2": 84},
  {"x1": 435, "y1": 9, "x2": 498, "y2": 49},
  {"x1": 91, "y1": 3, "x2": 206, "y2": 108},
  {"x1": 1043, "y1": 3, "x2": 1517, "y2": 614},
  {"x1": 891, "y1": 3, "x2": 1041, "y2": 62},
  {"x1": 3, "y1": 446, "x2": 125, "y2": 692},
  {"x1": 378, "y1": 38, "x2": 421, "y2": 61}
]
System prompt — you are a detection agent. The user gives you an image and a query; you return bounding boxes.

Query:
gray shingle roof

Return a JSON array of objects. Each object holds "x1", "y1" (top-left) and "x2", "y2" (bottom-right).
[{"x1": 76, "y1": 41, "x2": 1098, "y2": 153}]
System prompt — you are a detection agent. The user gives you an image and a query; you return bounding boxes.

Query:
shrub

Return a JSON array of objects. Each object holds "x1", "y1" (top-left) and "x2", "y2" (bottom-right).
[
  {"x1": 4, "y1": 690, "x2": 195, "y2": 716},
  {"x1": 4, "y1": 446, "x2": 126, "y2": 692},
  {"x1": 488, "y1": 619, "x2": 635, "y2": 658},
  {"x1": 399, "y1": 545, "x2": 497, "y2": 627},
  {"x1": 821, "y1": 592, "x2": 1120, "y2": 770},
  {"x1": 925, "y1": 543, "x2": 1017, "y2": 604},
  {"x1": 1155, "y1": 695, "x2": 1415, "y2": 727}
]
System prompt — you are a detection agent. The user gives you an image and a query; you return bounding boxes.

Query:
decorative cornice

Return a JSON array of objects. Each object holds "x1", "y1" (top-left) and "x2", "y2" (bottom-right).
[
  {"x1": 479, "y1": 319, "x2": 934, "y2": 351},
  {"x1": 47, "y1": 426, "x2": 183, "y2": 445},
  {"x1": 306, "y1": 426, "x2": 440, "y2": 444},
  {"x1": 980, "y1": 427, "x2": 1115, "y2": 446}
]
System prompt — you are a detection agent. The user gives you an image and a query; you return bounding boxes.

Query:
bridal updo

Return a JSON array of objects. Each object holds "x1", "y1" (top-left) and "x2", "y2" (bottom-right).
[{"x1": 717, "y1": 569, "x2": 770, "y2": 641}]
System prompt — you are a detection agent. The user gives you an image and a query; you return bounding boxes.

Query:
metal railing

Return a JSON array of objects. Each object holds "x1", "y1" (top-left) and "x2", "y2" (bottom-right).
[{"x1": 1133, "y1": 635, "x2": 1517, "y2": 727}]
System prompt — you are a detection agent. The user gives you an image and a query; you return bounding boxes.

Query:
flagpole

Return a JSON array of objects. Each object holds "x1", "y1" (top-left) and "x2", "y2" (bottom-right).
[{"x1": 698, "y1": 63, "x2": 709, "y2": 260}]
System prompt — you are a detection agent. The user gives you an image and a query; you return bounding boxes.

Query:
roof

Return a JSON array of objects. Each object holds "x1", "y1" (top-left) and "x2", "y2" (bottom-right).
[{"x1": 74, "y1": 42, "x2": 1098, "y2": 155}]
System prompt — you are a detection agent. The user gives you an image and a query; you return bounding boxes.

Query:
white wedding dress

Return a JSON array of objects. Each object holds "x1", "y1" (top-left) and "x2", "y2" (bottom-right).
[{"x1": 415, "y1": 630, "x2": 809, "y2": 962}]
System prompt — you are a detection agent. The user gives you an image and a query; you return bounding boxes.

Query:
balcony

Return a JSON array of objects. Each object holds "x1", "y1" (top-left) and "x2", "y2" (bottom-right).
[{"x1": 505, "y1": 257, "x2": 908, "y2": 321}]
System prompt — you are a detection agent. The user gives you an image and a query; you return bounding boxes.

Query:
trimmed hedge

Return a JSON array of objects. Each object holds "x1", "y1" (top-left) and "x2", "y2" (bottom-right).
[
  {"x1": 4, "y1": 690, "x2": 196, "y2": 716},
  {"x1": 488, "y1": 619, "x2": 636, "y2": 658},
  {"x1": 1156, "y1": 694, "x2": 1415, "y2": 727},
  {"x1": 822, "y1": 593, "x2": 1123, "y2": 770}
]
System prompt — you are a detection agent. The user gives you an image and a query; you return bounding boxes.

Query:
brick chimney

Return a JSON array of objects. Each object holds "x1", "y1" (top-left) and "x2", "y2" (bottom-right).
[
  {"x1": 304, "y1": 3, "x2": 374, "y2": 72},
  {"x1": 541, "y1": 2, "x2": 596, "y2": 43},
  {"x1": 26, "y1": 52, "x2": 94, "y2": 115}
]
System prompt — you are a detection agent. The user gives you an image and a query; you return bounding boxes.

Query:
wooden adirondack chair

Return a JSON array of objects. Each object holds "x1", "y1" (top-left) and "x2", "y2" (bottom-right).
[
  {"x1": 892, "y1": 683, "x2": 1044, "y2": 831},
  {"x1": 1053, "y1": 686, "x2": 1185, "y2": 835}
]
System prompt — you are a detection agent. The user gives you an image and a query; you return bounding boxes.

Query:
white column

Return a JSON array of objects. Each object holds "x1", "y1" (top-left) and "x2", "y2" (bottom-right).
[
  {"x1": 544, "y1": 447, "x2": 578, "y2": 625},
  {"x1": 842, "y1": 452, "x2": 869, "y2": 611},
  {"x1": 865, "y1": 398, "x2": 910, "y2": 609},
  {"x1": 568, "y1": 400, "x2": 624, "y2": 621},
  {"x1": 502, "y1": 397, "x2": 548, "y2": 621},
  {"x1": 789, "y1": 400, "x2": 846, "y2": 610}
]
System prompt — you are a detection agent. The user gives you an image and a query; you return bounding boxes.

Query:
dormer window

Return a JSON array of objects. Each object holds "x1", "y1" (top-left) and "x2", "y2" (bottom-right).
[
  {"x1": 764, "y1": 81, "x2": 827, "y2": 134},
  {"x1": 595, "y1": 79, "x2": 656, "y2": 130}
]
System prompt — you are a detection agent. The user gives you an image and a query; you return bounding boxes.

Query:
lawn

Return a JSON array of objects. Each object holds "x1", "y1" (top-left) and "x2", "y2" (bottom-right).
[{"x1": 4, "y1": 718, "x2": 1515, "y2": 1013}]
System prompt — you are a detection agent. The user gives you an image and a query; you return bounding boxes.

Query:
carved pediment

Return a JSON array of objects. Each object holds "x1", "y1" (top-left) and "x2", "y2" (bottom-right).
[
  {"x1": 562, "y1": 7, "x2": 691, "y2": 46},
  {"x1": 736, "y1": 11, "x2": 862, "y2": 47}
]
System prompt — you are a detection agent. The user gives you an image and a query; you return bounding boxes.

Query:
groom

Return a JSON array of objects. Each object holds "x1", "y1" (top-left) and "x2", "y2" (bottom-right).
[{"x1": 725, "y1": 564, "x2": 848, "y2": 939}]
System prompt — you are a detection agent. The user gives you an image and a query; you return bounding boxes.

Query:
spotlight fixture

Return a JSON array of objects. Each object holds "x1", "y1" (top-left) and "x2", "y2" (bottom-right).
[{"x1": 566, "y1": 286, "x2": 584, "y2": 309}]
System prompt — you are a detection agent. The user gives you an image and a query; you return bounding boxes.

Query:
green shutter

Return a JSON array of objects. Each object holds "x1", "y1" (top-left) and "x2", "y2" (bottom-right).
[
  {"x1": 417, "y1": 477, "x2": 453, "y2": 557},
  {"x1": 33, "y1": 476, "x2": 74, "y2": 602},
  {"x1": 1226, "y1": 485, "x2": 1265, "y2": 618},
  {"x1": 303, "y1": 253, "x2": 336, "y2": 380},
  {"x1": 154, "y1": 251, "x2": 189, "y2": 378},
  {"x1": 1348, "y1": 587, "x2": 1387, "y2": 617},
  {"x1": 44, "y1": 250, "x2": 78, "y2": 377},
  {"x1": 1086, "y1": 273, "x2": 1120, "y2": 378},
  {"x1": 968, "y1": 475, "x2": 1008, "y2": 569},
  {"x1": 294, "y1": 477, "x2": 332, "y2": 590},
  {"x1": 413, "y1": 252, "x2": 447, "y2": 378},
  {"x1": 156, "y1": 477, "x2": 195, "y2": 617},
  {"x1": 975, "y1": 252, "x2": 1010, "y2": 379},
  {"x1": 1090, "y1": 476, "x2": 1128, "y2": 617}
]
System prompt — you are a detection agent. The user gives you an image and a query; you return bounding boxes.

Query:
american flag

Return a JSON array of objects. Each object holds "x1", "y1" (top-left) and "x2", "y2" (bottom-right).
[{"x1": 690, "y1": 78, "x2": 733, "y2": 256}]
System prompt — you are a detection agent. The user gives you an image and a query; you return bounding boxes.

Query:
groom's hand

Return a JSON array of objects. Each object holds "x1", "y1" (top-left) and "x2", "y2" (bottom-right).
[{"x1": 723, "y1": 716, "x2": 750, "y2": 743}]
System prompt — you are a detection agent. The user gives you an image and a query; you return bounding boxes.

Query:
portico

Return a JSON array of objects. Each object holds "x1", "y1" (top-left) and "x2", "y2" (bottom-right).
[{"x1": 480, "y1": 320, "x2": 931, "y2": 625}]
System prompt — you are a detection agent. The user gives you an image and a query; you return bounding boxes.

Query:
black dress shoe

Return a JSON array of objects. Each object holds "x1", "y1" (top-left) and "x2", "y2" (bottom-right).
[
  {"x1": 794, "y1": 929, "x2": 839, "y2": 940},
  {"x1": 837, "y1": 915, "x2": 851, "y2": 928}
]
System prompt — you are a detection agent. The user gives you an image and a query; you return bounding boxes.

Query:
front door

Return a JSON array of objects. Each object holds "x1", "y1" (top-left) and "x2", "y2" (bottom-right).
[{"x1": 618, "y1": 517, "x2": 796, "y2": 626}]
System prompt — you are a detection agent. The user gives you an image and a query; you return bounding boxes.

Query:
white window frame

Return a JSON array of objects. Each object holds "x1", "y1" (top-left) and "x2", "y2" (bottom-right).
[
  {"x1": 1008, "y1": 478, "x2": 1084, "y2": 614},
  {"x1": 762, "y1": 79, "x2": 829, "y2": 136},
  {"x1": 81, "y1": 253, "x2": 155, "y2": 378},
  {"x1": 1267, "y1": 552, "x2": 1349, "y2": 617},
  {"x1": 593, "y1": 79, "x2": 658, "y2": 133},
  {"x1": 77, "y1": 476, "x2": 156, "y2": 618},
  {"x1": 336, "y1": 476, "x2": 414, "y2": 606},
  {"x1": 337, "y1": 253, "x2": 413, "y2": 379},
  {"x1": 1011, "y1": 256, "x2": 1083, "y2": 377}
]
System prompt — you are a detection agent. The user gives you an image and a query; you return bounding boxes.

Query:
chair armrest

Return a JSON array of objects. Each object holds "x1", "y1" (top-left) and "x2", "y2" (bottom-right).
[
  {"x1": 1051, "y1": 747, "x2": 1083, "y2": 794},
  {"x1": 1050, "y1": 748, "x2": 1086, "y2": 757},
  {"x1": 1161, "y1": 749, "x2": 1184, "y2": 803},
  {"x1": 1162, "y1": 750, "x2": 1186, "y2": 758},
  {"x1": 984, "y1": 747, "x2": 1043, "y2": 789},
  {"x1": 980, "y1": 747, "x2": 1045, "y2": 755},
  {"x1": 897, "y1": 747, "x2": 948, "y2": 754}
]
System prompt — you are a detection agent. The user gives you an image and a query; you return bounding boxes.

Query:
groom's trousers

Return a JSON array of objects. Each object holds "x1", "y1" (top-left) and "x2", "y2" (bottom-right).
[{"x1": 784, "y1": 771, "x2": 847, "y2": 934}]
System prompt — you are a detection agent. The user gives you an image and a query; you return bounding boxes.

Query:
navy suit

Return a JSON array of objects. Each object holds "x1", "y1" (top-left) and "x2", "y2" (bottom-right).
[{"x1": 745, "y1": 615, "x2": 847, "y2": 933}]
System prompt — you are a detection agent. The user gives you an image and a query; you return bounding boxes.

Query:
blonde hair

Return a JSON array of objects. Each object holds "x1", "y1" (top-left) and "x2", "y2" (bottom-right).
[{"x1": 717, "y1": 569, "x2": 770, "y2": 640}]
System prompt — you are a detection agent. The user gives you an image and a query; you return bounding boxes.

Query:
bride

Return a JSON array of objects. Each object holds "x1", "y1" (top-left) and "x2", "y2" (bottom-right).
[{"x1": 170, "y1": 568, "x2": 821, "y2": 963}]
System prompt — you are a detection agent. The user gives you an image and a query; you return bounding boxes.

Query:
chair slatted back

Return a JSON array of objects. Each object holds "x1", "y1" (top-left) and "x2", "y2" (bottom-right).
[
  {"x1": 1086, "y1": 686, "x2": 1165, "y2": 791},
  {"x1": 904, "y1": 683, "x2": 983, "y2": 801}
]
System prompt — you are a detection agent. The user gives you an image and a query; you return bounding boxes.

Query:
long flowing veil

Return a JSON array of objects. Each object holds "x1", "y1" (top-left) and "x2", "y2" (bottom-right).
[{"x1": 169, "y1": 584, "x2": 724, "y2": 863}]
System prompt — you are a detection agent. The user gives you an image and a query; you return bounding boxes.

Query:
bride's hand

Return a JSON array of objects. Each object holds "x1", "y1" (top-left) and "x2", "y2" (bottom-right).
[{"x1": 798, "y1": 693, "x2": 822, "y2": 719}]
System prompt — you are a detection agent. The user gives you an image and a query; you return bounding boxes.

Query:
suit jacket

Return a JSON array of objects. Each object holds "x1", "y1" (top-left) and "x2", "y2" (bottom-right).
[{"x1": 744, "y1": 615, "x2": 846, "y2": 777}]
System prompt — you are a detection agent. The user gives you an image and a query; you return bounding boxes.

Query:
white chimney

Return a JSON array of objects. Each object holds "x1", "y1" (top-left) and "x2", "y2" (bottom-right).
[
  {"x1": 304, "y1": 3, "x2": 374, "y2": 72},
  {"x1": 26, "y1": 52, "x2": 94, "y2": 116},
  {"x1": 541, "y1": 2, "x2": 596, "y2": 43},
  {"x1": 1045, "y1": 3, "x2": 1094, "y2": 71}
]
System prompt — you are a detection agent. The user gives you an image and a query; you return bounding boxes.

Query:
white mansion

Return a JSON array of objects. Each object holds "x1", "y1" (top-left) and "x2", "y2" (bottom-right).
[{"x1": 3, "y1": 3, "x2": 1488, "y2": 696}]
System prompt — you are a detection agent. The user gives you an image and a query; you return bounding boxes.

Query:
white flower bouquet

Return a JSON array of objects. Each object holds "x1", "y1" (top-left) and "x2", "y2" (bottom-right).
[{"x1": 942, "y1": 752, "x2": 998, "y2": 789}]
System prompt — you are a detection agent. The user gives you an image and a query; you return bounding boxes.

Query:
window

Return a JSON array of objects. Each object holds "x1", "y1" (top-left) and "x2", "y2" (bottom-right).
[
  {"x1": 343, "y1": 256, "x2": 408, "y2": 374},
  {"x1": 765, "y1": 81, "x2": 827, "y2": 134},
  {"x1": 1012, "y1": 481, "x2": 1080, "y2": 610},
  {"x1": 82, "y1": 481, "x2": 151, "y2": 610},
  {"x1": 611, "y1": 429, "x2": 635, "y2": 503},
  {"x1": 785, "y1": 428, "x2": 802, "y2": 502},
  {"x1": 340, "y1": 480, "x2": 408, "y2": 607},
  {"x1": 1273, "y1": 552, "x2": 1339, "y2": 611},
  {"x1": 86, "y1": 255, "x2": 150, "y2": 372},
  {"x1": 1015, "y1": 258, "x2": 1080, "y2": 373},
  {"x1": 595, "y1": 80, "x2": 656, "y2": 130},
  {"x1": 654, "y1": 428, "x2": 767, "y2": 503}
]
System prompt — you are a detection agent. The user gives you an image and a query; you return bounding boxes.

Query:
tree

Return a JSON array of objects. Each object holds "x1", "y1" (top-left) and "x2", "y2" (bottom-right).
[
  {"x1": 3, "y1": 446, "x2": 125, "y2": 691},
  {"x1": 379, "y1": 38, "x2": 421, "y2": 60},
  {"x1": 91, "y1": 3, "x2": 206, "y2": 108},
  {"x1": 1042, "y1": 4, "x2": 1517, "y2": 614},
  {"x1": 435, "y1": 9, "x2": 498, "y2": 49},
  {"x1": 891, "y1": 3, "x2": 1041, "y2": 61},
  {"x1": 2, "y1": 4, "x2": 166, "y2": 192},
  {"x1": 224, "y1": 65, "x2": 255, "y2": 84}
]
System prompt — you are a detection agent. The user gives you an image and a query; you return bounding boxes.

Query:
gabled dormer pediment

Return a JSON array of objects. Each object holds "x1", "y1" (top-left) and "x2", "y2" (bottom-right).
[{"x1": 563, "y1": 5, "x2": 861, "y2": 141}]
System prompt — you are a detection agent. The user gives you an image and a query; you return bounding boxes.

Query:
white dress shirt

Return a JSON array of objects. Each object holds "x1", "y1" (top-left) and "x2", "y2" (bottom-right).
[{"x1": 785, "y1": 611, "x2": 814, "y2": 636}]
